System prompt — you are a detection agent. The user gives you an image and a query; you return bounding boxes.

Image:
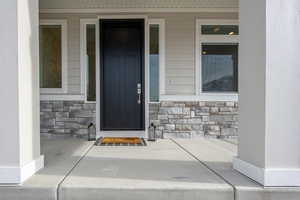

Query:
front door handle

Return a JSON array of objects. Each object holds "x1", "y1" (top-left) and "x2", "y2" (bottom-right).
[{"x1": 137, "y1": 83, "x2": 142, "y2": 104}]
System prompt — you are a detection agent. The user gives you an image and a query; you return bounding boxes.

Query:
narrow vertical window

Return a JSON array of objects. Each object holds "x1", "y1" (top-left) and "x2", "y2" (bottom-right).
[
  {"x1": 39, "y1": 20, "x2": 67, "y2": 93},
  {"x1": 86, "y1": 24, "x2": 96, "y2": 101},
  {"x1": 81, "y1": 20, "x2": 97, "y2": 102},
  {"x1": 149, "y1": 24, "x2": 160, "y2": 102}
]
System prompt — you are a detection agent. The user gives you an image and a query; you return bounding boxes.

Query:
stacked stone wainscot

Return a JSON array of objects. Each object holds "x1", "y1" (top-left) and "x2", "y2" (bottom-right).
[
  {"x1": 150, "y1": 101, "x2": 238, "y2": 139},
  {"x1": 40, "y1": 101, "x2": 96, "y2": 137},
  {"x1": 40, "y1": 100, "x2": 238, "y2": 139}
]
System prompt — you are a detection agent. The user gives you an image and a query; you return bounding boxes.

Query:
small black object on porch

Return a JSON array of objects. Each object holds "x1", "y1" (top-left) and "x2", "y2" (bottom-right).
[
  {"x1": 148, "y1": 123, "x2": 157, "y2": 141},
  {"x1": 88, "y1": 123, "x2": 96, "y2": 141}
]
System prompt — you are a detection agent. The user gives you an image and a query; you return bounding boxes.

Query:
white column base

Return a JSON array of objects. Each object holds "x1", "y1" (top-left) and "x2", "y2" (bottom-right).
[
  {"x1": 0, "y1": 155, "x2": 44, "y2": 184},
  {"x1": 233, "y1": 157, "x2": 300, "y2": 187}
]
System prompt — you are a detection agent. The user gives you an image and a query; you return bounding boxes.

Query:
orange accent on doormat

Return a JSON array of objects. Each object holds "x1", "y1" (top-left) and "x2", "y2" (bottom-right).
[{"x1": 96, "y1": 137, "x2": 146, "y2": 146}]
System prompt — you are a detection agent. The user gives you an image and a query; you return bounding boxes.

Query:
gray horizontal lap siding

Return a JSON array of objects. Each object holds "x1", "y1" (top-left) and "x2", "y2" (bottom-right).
[
  {"x1": 40, "y1": 12, "x2": 238, "y2": 95},
  {"x1": 67, "y1": 16, "x2": 81, "y2": 94}
]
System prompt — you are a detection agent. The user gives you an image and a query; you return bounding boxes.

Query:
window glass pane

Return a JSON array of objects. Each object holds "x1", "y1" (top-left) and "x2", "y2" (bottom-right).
[
  {"x1": 86, "y1": 24, "x2": 96, "y2": 101},
  {"x1": 39, "y1": 25, "x2": 62, "y2": 88},
  {"x1": 202, "y1": 44, "x2": 238, "y2": 92},
  {"x1": 149, "y1": 24, "x2": 159, "y2": 102},
  {"x1": 201, "y1": 25, "x2": 239, "y2": 35}
]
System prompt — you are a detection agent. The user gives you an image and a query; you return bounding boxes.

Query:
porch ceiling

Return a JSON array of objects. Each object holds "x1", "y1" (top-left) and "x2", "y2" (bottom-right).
[{"x1": 39, "y1": 0, "x2": 239, "y2": 11}]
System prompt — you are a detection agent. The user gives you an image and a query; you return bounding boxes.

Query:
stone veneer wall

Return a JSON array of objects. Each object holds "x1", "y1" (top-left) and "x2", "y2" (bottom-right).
[
  {"x1": 149, "y1": 101, "x2": 238, "y2": 139},
  {"x1": 40, "y1": 100, "x2": 238, "y2": 138},
  {"x1": 40, "y1": 101, "x2": 96, "y2": 137}
]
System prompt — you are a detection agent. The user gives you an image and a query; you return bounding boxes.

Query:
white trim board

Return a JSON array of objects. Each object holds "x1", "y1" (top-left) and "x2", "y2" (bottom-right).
[
  {"x1": 39, "y1": 94, "x2": 238, "y2": 102},
  {"x1": 40, "y1": 8, "x2": 239, "y2": 14},
  {"x1": 95, "y1": 16, "x2": 100, "y2": 138},
  {"x1": 160, "y1": 94, "x2": 238, "y2": 102},
  {"x1": 0, "y1": 155, "x2": 44, "y2": 184},
  {"x1": 39, "y1": 19, "x2": 68, "y2": 94},
  {"x1": 40, "y1": 94, "x2": 85, "y2": 101},
  {"x1": 233, "y1": 157, "x2": 300, "y2": 187}
]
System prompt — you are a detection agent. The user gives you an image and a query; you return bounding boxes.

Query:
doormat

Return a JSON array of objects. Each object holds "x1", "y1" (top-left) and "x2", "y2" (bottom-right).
[{"x1": 95, "y1": 137, "x2": 146, "y2": 146}]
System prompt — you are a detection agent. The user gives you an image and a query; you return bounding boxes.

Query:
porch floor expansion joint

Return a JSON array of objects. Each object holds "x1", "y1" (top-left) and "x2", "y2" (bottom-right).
[
  {"x1": 170, "y1": 138, "x2": 237, "y2": 200},
  {"x1": 56, "y1": 142, "x2": 95, "y2": 200}
]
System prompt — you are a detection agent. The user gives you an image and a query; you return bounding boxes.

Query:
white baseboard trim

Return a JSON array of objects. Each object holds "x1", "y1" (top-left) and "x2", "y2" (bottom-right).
[
  {"x1": 0, "y1": 155, "x2": 44, "y2": 184},
  {"x1": 233, "y1": 157, "x2": 300, "y2": 187},
  {"x1": 233, "y1": 157, "x2": 265, "y2": 185}
]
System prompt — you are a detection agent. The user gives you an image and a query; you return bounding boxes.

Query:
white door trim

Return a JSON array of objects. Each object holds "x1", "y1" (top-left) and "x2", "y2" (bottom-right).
[{"x1": 96, "y1": 15, "x2": 149, "y2": 139}]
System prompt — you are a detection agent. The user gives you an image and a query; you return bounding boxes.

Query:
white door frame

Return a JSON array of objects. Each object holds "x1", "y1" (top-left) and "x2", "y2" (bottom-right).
[{"x1": 96, "y1": 15, "x2": 149, "y2": 138}]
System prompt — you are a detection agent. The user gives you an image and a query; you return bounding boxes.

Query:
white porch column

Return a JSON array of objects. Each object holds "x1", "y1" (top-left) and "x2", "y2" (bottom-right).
[
  {"x1": 0, "y1": 0, "x2": 44, "y2": 184},
  {"x1": 234, "y1": 0, "x2": 300, "y2": 186}
]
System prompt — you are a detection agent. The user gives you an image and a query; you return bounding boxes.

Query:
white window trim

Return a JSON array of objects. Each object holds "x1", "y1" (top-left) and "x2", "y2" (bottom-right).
[
  {"x1": 195, "y1": 19, "x2": 239, "y2": 101},
  {"x1": 80, "y1": 19, "x2": 98, "y2": 103},
  {"x1": 148, "y1": 19, "x2": 166, "y2": 103},
  {"x1": 160, "y1": 94, "x2": 238, "y2": 102},
  {"x1": 40, "y1": 94, "x2": 85, "y2": 101},
  {"x1": 39, "y1": 19, "x2": 68, "y2": 94}
]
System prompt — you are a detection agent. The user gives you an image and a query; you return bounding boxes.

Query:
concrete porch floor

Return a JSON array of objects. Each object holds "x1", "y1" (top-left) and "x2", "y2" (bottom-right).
[{"x1": 1, "y1": 137, "x2": 300, "y2": 200}]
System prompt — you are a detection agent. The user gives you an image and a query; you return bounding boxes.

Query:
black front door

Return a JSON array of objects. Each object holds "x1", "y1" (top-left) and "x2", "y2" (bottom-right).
[{"x1": 100, "y1": 19, "x2": 145, "y2": 131}]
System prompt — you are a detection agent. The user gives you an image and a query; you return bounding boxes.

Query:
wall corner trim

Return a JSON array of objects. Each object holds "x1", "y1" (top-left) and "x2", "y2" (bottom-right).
[
  {"x1": 0, "y1": 155, "x2": 44, "y2": 184},
  {"x1": 233, "y1": 157, "x2": 300, "y2": 187}
]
